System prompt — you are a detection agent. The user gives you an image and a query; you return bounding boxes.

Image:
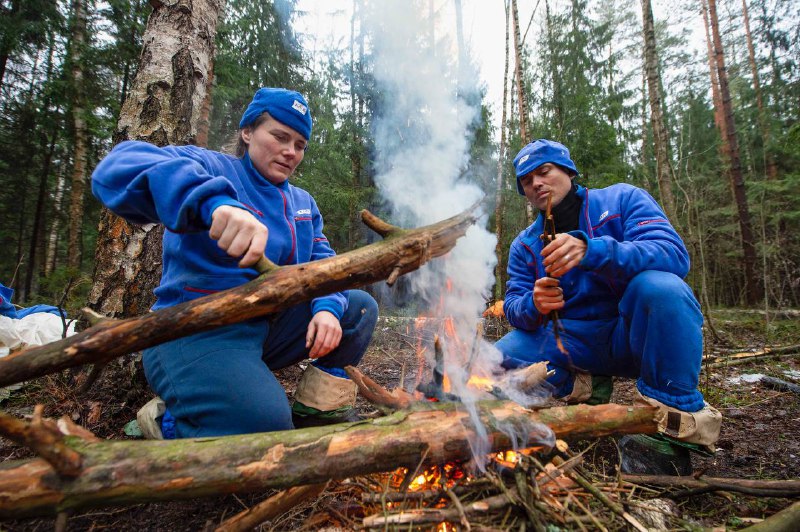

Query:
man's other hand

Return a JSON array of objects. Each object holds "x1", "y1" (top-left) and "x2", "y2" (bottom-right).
[
  {"x1": 306, "y1": 311, "x2": 343, "y2": 359},
  {"x1": 542, "y1": 233, "x2": 587, "y2": 277},
  {"x1": 533, "y1": 277, "x2": 564, "y2": 314},
  {"x1": 209, "y1": 205, "x2": 268, "y2": 268}
]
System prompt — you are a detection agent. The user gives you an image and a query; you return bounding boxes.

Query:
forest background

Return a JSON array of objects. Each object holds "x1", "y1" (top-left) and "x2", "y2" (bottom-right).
[{"x1": 1, "y1": 0, "x2": 799, "y2": 321}]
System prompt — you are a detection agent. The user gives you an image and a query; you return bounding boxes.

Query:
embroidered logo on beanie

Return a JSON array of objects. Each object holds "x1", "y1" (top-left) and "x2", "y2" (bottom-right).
[{"x1": 292, "y1": 100, "x2": 307, "y2": 115}]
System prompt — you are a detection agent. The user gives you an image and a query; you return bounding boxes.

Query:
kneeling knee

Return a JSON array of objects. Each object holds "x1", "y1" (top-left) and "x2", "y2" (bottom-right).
[
  {"x1": 346, "y1": 290, "x2": 379, "y2": 326},
  {"x1": 627, "y1": 271, "x2": 692, "y2": 307}
]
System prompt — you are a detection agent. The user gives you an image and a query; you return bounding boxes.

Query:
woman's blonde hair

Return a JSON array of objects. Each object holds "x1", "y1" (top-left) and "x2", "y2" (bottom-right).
[{"x1": 222, "y1": 112, "x2": 271, "y2": 158}]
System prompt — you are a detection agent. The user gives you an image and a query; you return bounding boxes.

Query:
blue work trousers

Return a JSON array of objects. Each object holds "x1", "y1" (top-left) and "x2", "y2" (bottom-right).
[
  {"x1": 142, "y1": 290, "x2": 378, "y2": 437},
  {"x1": 495, "y1": 271, "x2": 705, "y2": 412}
]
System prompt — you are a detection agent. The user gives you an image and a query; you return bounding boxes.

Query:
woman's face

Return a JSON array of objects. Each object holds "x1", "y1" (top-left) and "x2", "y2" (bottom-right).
[{"x1": 241, "y1": 116, "x2": 307, "y2": 185}]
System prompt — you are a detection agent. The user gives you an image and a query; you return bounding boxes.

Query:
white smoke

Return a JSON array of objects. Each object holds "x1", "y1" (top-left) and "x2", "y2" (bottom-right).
[
  {"x1": 365, "y1": 0, "x2": 496, "y2": 362},
  {"x1": 364, "y1": 0, "x2": 553, "y2": 468}
]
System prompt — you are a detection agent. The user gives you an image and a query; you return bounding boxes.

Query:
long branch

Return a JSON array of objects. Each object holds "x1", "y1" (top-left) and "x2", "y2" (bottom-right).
[
  {"x1": 0, "y1": 206, "x2": 478, "y2": 388},
  {"x1": 621, "y1": 474, "x2": 800, "y2": 498},
  {"x1": 0, "y1": 403, "x2": 655, "y2": 518}
]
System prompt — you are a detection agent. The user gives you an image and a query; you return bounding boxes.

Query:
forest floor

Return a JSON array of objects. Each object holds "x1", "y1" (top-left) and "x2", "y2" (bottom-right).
[{"x1": 1, "y1": 308, "x2": 799, "y2": 531}]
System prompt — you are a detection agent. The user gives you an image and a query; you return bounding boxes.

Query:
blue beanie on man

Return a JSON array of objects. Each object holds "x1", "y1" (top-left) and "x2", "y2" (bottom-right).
[
  {"x1": 513, "y1": 139, "x2": 579, "y2": 195},
  {"x1": 239, "y1": 88, "x2": 313, "y2": 141}
]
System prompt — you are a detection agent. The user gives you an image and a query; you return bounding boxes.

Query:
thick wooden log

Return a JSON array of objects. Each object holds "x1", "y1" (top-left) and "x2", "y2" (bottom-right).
[
  {"x1": 0, "y1": 403, "x2": 656, "y2": 518},
  {"x1": 0, "y1": 206, "x2": 478, "y2": 388}
]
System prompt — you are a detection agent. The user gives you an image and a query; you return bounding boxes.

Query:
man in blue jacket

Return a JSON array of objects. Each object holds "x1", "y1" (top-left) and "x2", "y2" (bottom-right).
[
  {"x1": 92, "y1": 88, "x2": 378, "y2": 438},
  {"x1": 496, "y1": 139, "x2": 721, "y2": 474}
]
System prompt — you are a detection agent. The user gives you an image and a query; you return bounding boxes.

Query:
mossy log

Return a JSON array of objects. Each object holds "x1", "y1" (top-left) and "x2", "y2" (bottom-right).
[
  {"x1": 0, "y1": 206, "x2": 477, "y2": 388},
  {"x1": 0, "y1": 403, "x2": 656, "y2": 518}
]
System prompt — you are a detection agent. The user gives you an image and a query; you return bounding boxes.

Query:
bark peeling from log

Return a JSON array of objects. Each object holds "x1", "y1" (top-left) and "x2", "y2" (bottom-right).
[{"x1": 0, "y1": 403, "x2": 656, "y2": 517}]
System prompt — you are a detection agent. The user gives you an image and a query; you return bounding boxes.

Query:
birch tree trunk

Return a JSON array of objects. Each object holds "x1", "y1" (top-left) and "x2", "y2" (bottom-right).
[
  {"x1": 494, "y1": 0, "x2": 511, "y2": 300},
  {"x1": 24, "y1": 34, "x2": 58, "y2": 297},
  {"x1": 44, "y1": 167, "x2": 66, "y2": 277},
  {"x1": 87, "y1": 0, "x2": 224, "y2": 318},
  {"x1": 641, "y1": 0, "x2": 676, "y2": 221},
  {"x1": 707, "y1": 0, "x2": 760, "y2": 305},
  {"x1": 66, "y1": 0, "x2": 89, "y2": 271}
]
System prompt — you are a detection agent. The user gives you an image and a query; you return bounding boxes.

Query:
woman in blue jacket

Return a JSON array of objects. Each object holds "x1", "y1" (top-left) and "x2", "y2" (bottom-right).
[
  {"x1": 497, "y1": 139, "x2": 721, "y2": 474},
  {"x1": 92, "y1": 88, "x2": 378, "y2": 438}
]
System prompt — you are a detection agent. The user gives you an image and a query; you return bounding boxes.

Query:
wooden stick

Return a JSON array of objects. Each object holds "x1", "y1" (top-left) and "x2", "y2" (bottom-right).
[
  {"x1": 740, "y1": 500, "x2": 800, "y2": 532},
  {"x1": 444, "y1": 487, "x2": 471, "y2": 531},
  {"x1": 759, "y1": 376, "x2": 800, "y2": 395},
  {"x1": 344, "y1": 366, "x2": 413, "y2": 410},
  {"x1": 363, "y1": 488, "x2": 518, "y2": 528},
  {"x1": 0, "y1": 407, "x2": 82, "y2": 477},
  {"x1": 621, "y1": 473, "x2": 800, "y2": 497},
  {"x1": 0, "y1": 205, "x2": 479, "y2": 389},
  {"x1": 215, "y1": 483, "x2": 327, "y2": 532},
  {"x1": 553, "y1": 456, "x2": 647, "y2": 532},
  {"x1": 706, "y1": 351, "x2": 800, "y2": 369}
]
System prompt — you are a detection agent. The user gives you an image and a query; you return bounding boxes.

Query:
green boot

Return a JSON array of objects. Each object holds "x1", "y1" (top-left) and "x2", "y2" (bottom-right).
[
  {"x1": 291, "y1": 401, "x2": 362, "y2": 428},
  {"x1": 564, "y1": 373, "x2": 613, "y2": 405},
  {"x1": 618, "y1": 434, "x2": 692, "y2": 476},
  {"x1": 585, "y1": 375, "x2": 613, "y2": 405}
]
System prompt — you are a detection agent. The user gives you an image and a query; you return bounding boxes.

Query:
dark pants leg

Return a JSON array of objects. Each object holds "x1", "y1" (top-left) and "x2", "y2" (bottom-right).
[{"x1": 142, "y1": 290, "x2": 378, "y2": 438}]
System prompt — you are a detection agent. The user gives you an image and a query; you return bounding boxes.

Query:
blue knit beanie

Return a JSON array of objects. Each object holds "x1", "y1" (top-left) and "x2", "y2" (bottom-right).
[
  {"x1": 513, "y1": 139, "x2": 579, "y2": 195},
  {"x1": 239, "y1": 88, "x2": 313, "y2": 141}
]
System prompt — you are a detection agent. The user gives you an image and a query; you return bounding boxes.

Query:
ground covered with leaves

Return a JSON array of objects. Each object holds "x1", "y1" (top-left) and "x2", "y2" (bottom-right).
[{"x1": 1, "y1": 309, "x2": 799, "y2": 531}]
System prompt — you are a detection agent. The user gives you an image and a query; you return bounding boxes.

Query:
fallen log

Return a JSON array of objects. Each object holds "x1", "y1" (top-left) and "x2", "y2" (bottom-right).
[
  {"x1": 621, "y1": 473, "x2": 800, "y2": 498},
  {"x1": 759, "y1": 376, "x2": 800, "y2": 395},
  {"x1": 0, "y1": 206, "x2": 478, "y2": 388},
  {"x1": 0, "y1": 403, "x2": 656, "y2": 518}
]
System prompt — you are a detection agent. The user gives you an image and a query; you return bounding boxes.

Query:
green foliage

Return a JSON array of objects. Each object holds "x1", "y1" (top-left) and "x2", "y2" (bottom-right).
[
  {"x1": 0, "y1": 0, "x2": 798, "y2": 312},
  {"x1": 528, "y1": 0, "x2": 629, "y2": 188},
  {"x1": 208, "y1": 0, "x2": 305, "y2": 151}
]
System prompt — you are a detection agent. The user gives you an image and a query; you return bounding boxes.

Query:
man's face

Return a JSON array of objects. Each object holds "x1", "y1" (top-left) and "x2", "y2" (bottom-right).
[
  {"x1": 518, "y1": 163, "x2": 573, "y2": 211},
  {"x1": 241, "y1": 117, "x2": 307, "y2": 185}
]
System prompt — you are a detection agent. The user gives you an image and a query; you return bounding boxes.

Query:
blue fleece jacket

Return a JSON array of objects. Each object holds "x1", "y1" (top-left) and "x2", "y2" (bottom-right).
[
  {"x1": 503, "y1": 183, "x2": 689, "y2": 331},
  {"x1": 91, "y1": 141, "x2": 347, "y2": 317}
]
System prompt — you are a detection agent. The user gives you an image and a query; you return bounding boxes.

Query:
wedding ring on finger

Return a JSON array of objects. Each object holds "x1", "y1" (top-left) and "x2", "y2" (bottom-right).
[{"x1": 564, "y1": 254, "x2": 571, "y2": 262}]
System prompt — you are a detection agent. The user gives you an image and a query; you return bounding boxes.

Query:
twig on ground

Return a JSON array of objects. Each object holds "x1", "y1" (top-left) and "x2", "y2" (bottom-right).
[
  {"x1": 553, "y1": 456, "x2": 647, "y2": 532},
  {"x1": 57, "y1": 277, "x2": 76, "y2": 339},
  {"x1": 706, "y1": 350, "x2": 800, "y2": 369},
  {"x1": 566, "y1": 492, "x2": 607, "y2": 532},
  {"x1": 344, "y1": 365, "x2": 413, "y2": 410},
  {"x1": 739, "y1": 500, "x2": 800, "y2": 532},
  {"x1": 77, "y1": 363, "x2": 107, "y2": 396},
  {"x1": 215, "y1": 483, "x2": 327, "y2": 532},
  {"x1": 0, "y1": 406, "x2": 82, "y2": 477},
  {"x1": 621, "y1": 473, "x2": 800, "y2": 498},
  {"x1": 759, "y1": 376, "x2": 800, "y2": 395},
  {"x1": 444, "y1": 486, "x2": 471, "y2": 531}
]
